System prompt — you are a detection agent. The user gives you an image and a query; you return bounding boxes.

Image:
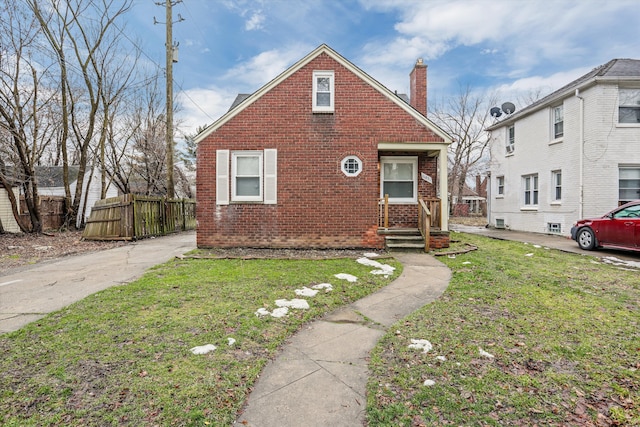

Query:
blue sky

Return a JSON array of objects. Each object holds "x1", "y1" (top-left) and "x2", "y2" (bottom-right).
[{"x1": 127, "y1": 0, "x2": 640, "y2": 137}]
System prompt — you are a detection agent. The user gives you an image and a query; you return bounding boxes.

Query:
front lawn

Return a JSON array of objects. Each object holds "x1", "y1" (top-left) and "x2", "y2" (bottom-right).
[
  {"x1": 367, "y1": 233, "x2": 639, "y2": 426},
  {"x1": 0, "y1": 255, "x2": 400, "y2": 426},
  {"x1": 2, "y1": 233, "x2": 638, "y2": 426}
]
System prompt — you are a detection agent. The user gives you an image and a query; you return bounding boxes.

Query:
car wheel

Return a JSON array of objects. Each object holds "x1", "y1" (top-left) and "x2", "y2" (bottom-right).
[{"x1": 577, "y1": 227, "x2": 596, "y2": 250}]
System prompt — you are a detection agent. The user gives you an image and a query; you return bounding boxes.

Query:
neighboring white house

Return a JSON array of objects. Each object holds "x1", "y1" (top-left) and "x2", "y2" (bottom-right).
[{"x1": 486, "y1": 58, "x2": 640, "y2": 235}]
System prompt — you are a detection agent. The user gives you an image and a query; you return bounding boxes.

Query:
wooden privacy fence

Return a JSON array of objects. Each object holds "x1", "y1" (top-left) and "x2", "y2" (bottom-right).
[
  {"x1": 82, "y1": 194, "x2": 196, "y2": 241},
  {"x1": 18, "y1": 196, "x2": 66, "y2": 231}
]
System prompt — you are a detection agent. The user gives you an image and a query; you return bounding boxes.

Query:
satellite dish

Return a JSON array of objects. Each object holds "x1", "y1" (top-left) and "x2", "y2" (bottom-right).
[
  {"x1": 490, "y1": 107, "x2": 502, "y2": 118},
  {"x1": 501, "y1": 102, "x2": 516, "y2": 114}
]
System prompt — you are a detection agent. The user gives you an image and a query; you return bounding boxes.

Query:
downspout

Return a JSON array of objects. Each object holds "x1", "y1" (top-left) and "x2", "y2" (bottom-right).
[{"x1": 575, "y1": 89, "x2": 584, "y2": 218}]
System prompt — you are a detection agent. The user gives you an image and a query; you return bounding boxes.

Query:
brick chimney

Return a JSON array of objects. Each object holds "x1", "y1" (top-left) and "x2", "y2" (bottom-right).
[{"x1": 409, "y1": 58, "x2": 427, "y2": 116}]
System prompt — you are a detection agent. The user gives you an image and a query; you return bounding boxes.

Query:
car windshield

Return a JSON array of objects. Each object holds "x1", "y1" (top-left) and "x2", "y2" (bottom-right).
[{"x1": 613, "y1": 204, "x2": 640, "y2": 219}]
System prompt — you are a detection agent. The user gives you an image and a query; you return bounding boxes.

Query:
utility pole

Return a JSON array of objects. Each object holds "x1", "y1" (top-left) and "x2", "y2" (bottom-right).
[{"x1": 155, "y1": 1, "x2": 183, "y2": 199}]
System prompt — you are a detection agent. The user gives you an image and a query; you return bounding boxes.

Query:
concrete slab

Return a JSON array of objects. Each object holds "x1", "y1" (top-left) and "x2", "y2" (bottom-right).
[
  {"x1": 0, "y1": 232, "x2": 196, "y2": 334},
  {"x1": 234, "y1": 253, "x2": 451, "y2": 426}
]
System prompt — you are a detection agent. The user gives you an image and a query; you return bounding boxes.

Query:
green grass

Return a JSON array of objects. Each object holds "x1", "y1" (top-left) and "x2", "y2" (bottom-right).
[
  {"x1": 0, "y1": 255, "x2": 401, "y2": 426},
  {"x1": 366, "y1": 233, "x2": 640, "y2": 426},
  {"x1": 3, "y1": 234, "x2": 639, "y2": 426}
]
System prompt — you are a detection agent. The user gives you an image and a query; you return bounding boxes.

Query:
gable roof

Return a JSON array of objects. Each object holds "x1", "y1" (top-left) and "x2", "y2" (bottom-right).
[
  {"x1": 487, "y1": 58, "x2": 640, "y2": 131},
  {"x1": 36, "y1": 166, "x2": 80, "y2": 187},
  {"x1": 195, "y1": 44, "x2": 452, "y2": 144}
]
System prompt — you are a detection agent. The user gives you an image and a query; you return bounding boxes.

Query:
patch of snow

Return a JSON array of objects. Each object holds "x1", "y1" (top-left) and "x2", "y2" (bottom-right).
[
  {"x1": 255, "y1": 308, "x2": 270, "y2": 317},
  {"x1": 479, "y1": 348, "x2": 494, "y2": 358},
  {"x1": 227, "y1": 338, "x2": 236, "y2": 346},
  {"x1": 603, "y1": 256, "x2": 640, "y2": 269},
  {"x1": 363, "y1": 252, "x2": 379, "y2": 258},
  {"x1": 312, "y1": 283, "x2": 333, "y2": 291},
  {"x1": 190, "y1": 344, "x2": 217, "y2": 355},
  {"x1": 423, "y1": 379, "x2": 436, "y2": 386},
  {"x1": 436, "y1": 355, "x2": 446, "y2": 361},
  {"x1": 335, "y1": 273, "x2": 357, "y2": 282},
  {"x1": 357, "y1": 257, "x2": 396, "y2": 276},
  {"x1": 255, "y1": 307, "x2": 290, "y2": 318},
  {"x1": 448, "y1": 254, "x2": 456, "y2": 259},
  {"x1": 408, "y1": 339, "x2": 433, "y2": 353},
  {"x1": 357, "y1": 257, "x2": 382, "y2": 267},
  {"x1": 533, "y1": 244, "x2": 542, "y2": 248},
  {"x1": 275, "y1": 299, "x2": 310, "y2": 309},
  {"x1": 270, "y1": 307, "x2": 289, "y2": 318},
  {"x1": 524, "y1": 253, "x2": 534, "y2": 257},
  {"x1": 295, "y1": 287, "x2": 319, "y2": 297},
  {"x1": 462, "y1": 261, "x2": 472, "y2": 265}
]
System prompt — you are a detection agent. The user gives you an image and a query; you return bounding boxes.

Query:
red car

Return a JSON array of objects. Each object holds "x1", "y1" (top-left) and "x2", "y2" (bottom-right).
[{"x1": 570, "y1": 200, "x2": 640, "y2": 252}]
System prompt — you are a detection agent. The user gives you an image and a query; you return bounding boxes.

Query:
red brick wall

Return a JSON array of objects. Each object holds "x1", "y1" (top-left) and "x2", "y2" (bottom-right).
[
  {"x1": 410, "y1": 60, "x2": 427, "y2": 116},
  {"x1": 197, "y1": 53, "x2": 444, "y2": 249}
]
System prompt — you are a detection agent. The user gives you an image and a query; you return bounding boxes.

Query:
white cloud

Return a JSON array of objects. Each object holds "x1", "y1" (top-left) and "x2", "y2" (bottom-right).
[
  {"x1": 245, "y1": 12, "x2": 265, "y2": 31},
  {"x1": 176, "y1": 86, "x2": 236, "y2": 137},
  {"x1": 359, "y1": 0, "x2": 640, "y2": 93},
  {"x1": 222, "y1": 44, "x2": 311, "y2": 87}
]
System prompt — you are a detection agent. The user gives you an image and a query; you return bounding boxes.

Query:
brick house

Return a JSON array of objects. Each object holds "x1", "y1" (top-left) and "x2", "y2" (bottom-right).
[{"x1": 195, "y1": 44, "x2": 452, "y2": 250}]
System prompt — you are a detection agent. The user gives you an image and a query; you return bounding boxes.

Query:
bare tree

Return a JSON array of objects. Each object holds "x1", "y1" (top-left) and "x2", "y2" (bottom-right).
[
  {"x1": 0, "y1": 0, "x2": 62, "y2": 232},
  {"x1": 28, "y1": 0, "x2": 135, "y2": 228},
  {"x1": 429, "y1": 85, "x2": 497, "y2": 211}
]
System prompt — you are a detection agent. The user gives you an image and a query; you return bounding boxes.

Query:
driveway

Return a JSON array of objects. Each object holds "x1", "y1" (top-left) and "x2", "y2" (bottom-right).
[
  {"x1": 0, "y1": 231, "x2": 196, "y2": 334},
  {"x1": 451, "y1": 224, "x2": 640, "y2": 264}
]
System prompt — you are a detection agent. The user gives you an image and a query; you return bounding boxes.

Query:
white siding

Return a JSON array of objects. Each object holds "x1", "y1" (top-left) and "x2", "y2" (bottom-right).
[
  {"x1": 0, "y1": 187, "x2": 21, "y2": 233},
  {"x1": 489, "y1": 83, "x2": 640, "y2": 235}
]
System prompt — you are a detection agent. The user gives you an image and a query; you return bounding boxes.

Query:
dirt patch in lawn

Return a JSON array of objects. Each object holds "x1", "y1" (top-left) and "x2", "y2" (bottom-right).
[{"x1": 0, "y1": 231, "x2": 127, "y2": 274}]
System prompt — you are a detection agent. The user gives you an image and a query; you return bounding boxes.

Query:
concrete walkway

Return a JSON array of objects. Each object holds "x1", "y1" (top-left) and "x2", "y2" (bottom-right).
[
  {"x1": 0, "y1": 231, "x2": 196, "y2": 334},
  {"x1": 234, "y1": 252, "x2": 451, "y2": 427}
]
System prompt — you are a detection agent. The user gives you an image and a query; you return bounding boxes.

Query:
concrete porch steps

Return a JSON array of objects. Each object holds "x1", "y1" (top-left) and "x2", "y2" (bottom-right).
[{"x1": 378, "y1": 228, "x2": 426, "y2": 251}]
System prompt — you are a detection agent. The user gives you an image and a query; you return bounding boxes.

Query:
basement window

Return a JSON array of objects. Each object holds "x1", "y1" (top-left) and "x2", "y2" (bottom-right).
[{"x1": 547, "y1": 223, "x2": 561, "y2": 234}]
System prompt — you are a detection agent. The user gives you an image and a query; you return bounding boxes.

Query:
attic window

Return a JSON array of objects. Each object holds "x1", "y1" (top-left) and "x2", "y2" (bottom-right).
[
  {"x1": 313, "y1": 70, "x2": 334, "y2": 113},
  {"x1": 341, "y1": 156, "x2": 362, "y2": 176}
]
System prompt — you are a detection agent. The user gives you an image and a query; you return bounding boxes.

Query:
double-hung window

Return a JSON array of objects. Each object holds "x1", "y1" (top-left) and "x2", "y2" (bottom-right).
[
  {"x1": 380, "y1": 156, "x2": 417, "y2": 203},
  {"x1": 552, "y1": 105, "x2": 564, "y2": 139},
  {"x1": 232, "y1": 151, "x2": 263, "y2": 202},
  {"x1": 313, "y1": 71, "x2": 334, "y2": 113},
  {"x1": 619, "y1": 88, "x2": 640, "y2": 124},
  {"x1": 496, "y1": 176, "x2": 505, "y2": 196},
  {"x1": 523, "y1": 174, "x2": 538, "y2": 206},
  {"x1": 216, "y1": 149, "x2": 277, "y2": 205},
  {"x1": 551, "y1": 170, "x2": 562, "y2": 202},
  {"x1": 619, "y1": 166, "x2": 640, "y2": 204},
  {"x1": 506, "y1": 125, "x2": 515, "y2": 154}
]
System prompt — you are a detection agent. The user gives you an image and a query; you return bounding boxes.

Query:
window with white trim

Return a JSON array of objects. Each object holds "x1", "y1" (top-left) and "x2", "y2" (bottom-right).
[
  {"x1": 619, "y1": 88, "x2": 640, "y2": 124},
  {"x1": 551, "y1": 170, "x2": 562, "y2": 202},
  {"x1": 313, "y1": 70, "x2": 334, "y2": 113},
  {"x1": 619, "y1": 165, "x2": 640, "y2": 204},
  {"x1": 496, "y1": 176, "x2": 504, "y2": 196},
  {"x1": 506, "y1": 125, "x2": 515, "y2": 154},
  {"x1": 380, "y1": 156, "x2": 418, "y2": 203},
  {"x1": 341, "y1": 156, "x2": 362, "y2": 177},
  {"x1": 232, "y1": 151, "x2": 263, "y2": 202},
  {"x1": 522, "y1": 174, "x2": 538, "y2": 206},
  {"x1": 216, "y1": 149, "x2": 277, "y2": 205},
  {"x1": 552, "y1": 105, "x2": 564, "y2": 139}
]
